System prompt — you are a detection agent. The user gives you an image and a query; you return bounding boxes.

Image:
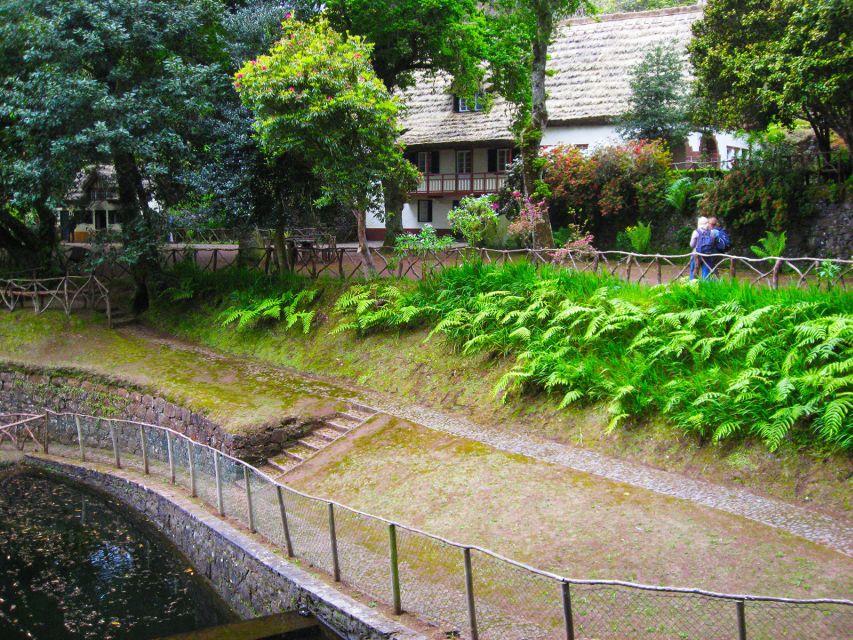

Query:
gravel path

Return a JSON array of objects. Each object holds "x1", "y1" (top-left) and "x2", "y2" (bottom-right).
[{"x1": 360, "y1": 396, "x2": 853, "y2": 557}]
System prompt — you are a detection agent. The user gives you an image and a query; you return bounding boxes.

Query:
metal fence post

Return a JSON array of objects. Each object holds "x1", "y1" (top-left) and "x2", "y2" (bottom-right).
[
  {"x1": 328, "y1": 503, "x2": 340, "y2": 582},
  {"x1": 74, "y1": 415, "x2": 85, "y2": 461},
  {"x1": 166, "y1": 432, "x2": 175, "y2": 484},
  {"x1": 275, "y1": 485, "x2": 295, "y2": 557},
  {"x1": 139, "y1": 425, "x2": 149, "y2": 475},
  {"x1": 388, "y1": 524, "x2": 402, "y2": 615},
  {"x1": 736, "y1": 600, "x2": 747, "y2": 640},
  {"x1": 562, "y1": 581, "x2": 575, "y2": 640},
  {"x1": 244, "y1": 466, "x2": 255, "y2": 533},
  {"x1": 108, "y1": 420, "x2": 121, "y2": 468},
  {"x1": 214, "y1": 452, "x2": 225, "y2": 516},
  {"x1": 189, "y1": 443, "x2": 197, "y2": 497},
  {"x1": 463, "y1": 547, "x2": 479, "y2": 640}
]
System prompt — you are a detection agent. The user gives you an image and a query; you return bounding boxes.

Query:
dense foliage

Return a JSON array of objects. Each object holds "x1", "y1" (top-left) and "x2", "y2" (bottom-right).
[
  {"x1": 543, "y1": 141, "x2": 673, "y2": 245},
  {"x1": 697, "y1": 136, "x2": 817, "y2": 233},
  {"x1": 690, "y1": 0, "x2": 852, "y2": 158},
  {"x1": 333, "y1": 261, "x2": 852, "y2": 452},
  {"x1": 0, "y1": 0, "x2": 229, "y2": 274},
  {"x1": 235, "y1": 16, "x2": 417, "y2": 263},
  {"x1": 616, "y1": 43, "x2": 693, "y2": 149}
]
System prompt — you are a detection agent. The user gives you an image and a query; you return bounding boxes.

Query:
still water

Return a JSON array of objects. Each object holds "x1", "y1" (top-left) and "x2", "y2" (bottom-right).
[{"x1": 0, "y1": 470, "x2": 235, "y2": 640}]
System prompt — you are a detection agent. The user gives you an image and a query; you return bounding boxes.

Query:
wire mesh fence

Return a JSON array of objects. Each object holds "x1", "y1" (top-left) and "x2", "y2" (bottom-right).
[{"x1": 13, "y1": 411, "x2": 852, "y2": 640}]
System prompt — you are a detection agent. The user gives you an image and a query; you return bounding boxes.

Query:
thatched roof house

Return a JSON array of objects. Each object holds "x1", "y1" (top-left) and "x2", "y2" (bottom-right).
[
  {"x1": 399, "y1": 4, "x2": 702, "y2": 147},
  {"x1": 368, "y1": 4, "x2": 746, "y2": 239}
]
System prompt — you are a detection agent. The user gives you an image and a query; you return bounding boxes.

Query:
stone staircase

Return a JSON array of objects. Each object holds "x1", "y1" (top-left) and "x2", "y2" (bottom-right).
[{"x1": 264, "y1": 404, "x2": 378, "y2": 478}]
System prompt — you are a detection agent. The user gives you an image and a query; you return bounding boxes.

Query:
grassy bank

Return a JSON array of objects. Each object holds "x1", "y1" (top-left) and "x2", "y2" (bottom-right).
[{"x1": 146, "y1": 262, "x2": 852, "y2": 516}]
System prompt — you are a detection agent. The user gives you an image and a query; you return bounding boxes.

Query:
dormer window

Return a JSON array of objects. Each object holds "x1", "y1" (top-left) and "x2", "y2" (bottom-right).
[{"x1": 454, "y1": 93, "x2": 484, "y2": 113}]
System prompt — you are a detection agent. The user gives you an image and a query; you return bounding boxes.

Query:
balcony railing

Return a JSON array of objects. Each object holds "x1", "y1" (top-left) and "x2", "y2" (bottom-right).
[{"x1": 412, "y1": 172, "x2": 508, "y2": 195}]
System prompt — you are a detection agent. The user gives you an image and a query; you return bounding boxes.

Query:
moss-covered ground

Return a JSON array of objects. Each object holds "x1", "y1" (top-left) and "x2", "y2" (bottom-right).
[
  {"x1": 287, "y1": 415, "x2": 851, "y2": 598},
  {"x1": 0, "y1": 311, "x2": 348, "y2": 431},
  {"x1": 2, "y1": 307, "x2": 851, "y2": 599}
]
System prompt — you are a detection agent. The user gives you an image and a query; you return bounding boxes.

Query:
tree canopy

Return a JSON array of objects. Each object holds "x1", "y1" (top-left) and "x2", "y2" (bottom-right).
[
  {"x1": 690, "y1": 0, "x2": 852, "y2": 156},
  {"x1": 235, "y1": 16, "x2": 417, "y2": 265},
  {"x1": 617, "y1": 43, "x2": 693, "y2": 150},
  {"x1": 485, "y1": 0, "x2": 595, "y2": 247},
  {"x1": 0, "y1": 0, "x2": 230, "y2": 273}
]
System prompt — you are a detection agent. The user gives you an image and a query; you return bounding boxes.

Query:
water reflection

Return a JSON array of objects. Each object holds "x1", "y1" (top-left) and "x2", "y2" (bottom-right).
[{"x1": 0, "y1": 470, "x2": 234, "y2": 639}]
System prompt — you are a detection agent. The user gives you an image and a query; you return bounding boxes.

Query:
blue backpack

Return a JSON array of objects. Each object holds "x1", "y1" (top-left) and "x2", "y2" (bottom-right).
[
  {"x1": 714, "y1": 228, "x2": 732, "y2": 252},
  {"x1": 696, "y1": 229, "x2": 716, "y2": 254}
]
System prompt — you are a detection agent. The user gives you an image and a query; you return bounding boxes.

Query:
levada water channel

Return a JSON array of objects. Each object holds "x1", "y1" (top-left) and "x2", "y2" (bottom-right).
[{"x1": 0, "y1": 469, "x2": 235, "y2": 640}]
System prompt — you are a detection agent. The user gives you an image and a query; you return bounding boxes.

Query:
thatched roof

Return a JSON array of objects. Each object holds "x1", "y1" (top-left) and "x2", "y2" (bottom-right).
[{"x1": 399, "y1": 4, "x2": 703, "y2": 147}]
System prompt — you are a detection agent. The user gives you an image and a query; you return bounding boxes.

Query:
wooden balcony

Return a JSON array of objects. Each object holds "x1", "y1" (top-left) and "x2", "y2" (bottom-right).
[{"x1": 411, "y1": 172, "x2": 508, "y2": 196}]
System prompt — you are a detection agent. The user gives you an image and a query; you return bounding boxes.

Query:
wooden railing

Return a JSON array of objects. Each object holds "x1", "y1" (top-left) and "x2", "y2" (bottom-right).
[
  {"x1": 0, "y1": 274, "x2": 111, "y2": 325},
  {"x1": 165, "y1": 227, "x2": 337, "y2": 246},
  {"x1": 413, "y1": 172, "x2": 508, "y2": 195},
  {"x1": 155, "y1": 245, "x2": 853, "y2": 290}
]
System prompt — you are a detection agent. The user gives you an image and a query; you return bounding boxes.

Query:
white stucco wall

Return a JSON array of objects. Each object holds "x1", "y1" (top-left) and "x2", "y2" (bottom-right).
[{"x1": 541, "y1": 125, "x2": 622, "y2": 149}]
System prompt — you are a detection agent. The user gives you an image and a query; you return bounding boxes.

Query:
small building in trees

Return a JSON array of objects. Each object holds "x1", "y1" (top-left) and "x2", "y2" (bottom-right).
[
  {"x1": 367, "y1": 4, "x2": 747, "y2": 240},
  {"x1": 58, "y1": 166, "x2": 124, "y2": 242}
]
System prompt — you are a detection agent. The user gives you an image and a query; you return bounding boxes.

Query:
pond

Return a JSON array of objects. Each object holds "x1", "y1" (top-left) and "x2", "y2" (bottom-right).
[{"x1": 0, "y1": 469, "x2": 236, "y2": 640}]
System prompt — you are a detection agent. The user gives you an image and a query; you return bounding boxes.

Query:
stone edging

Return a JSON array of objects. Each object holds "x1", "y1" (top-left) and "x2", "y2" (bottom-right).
[
  {"x1": 25, "y1": 455, "x2": 425, "y2": 640},
  {"x1": 0, "y1": 363, "x2": 320, "y2": 460}
]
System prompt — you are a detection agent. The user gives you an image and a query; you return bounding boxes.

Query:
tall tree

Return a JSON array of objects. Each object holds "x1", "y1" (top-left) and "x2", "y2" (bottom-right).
[
  {"x1": 315, "y1": 0, "x2": 486, "y2": 246},
  {"x1": 487, "y1": 0, "x2": 595, "y2": 248},
  {"x1": 0, "y1": 0, "x2": 229, "y2": 305},
  {"x1": 235, "y1": 16, "x2": 418, "y2": 270},
  {"x1": 690, "y1": 0, "x2": 852, "y2": 160},
  {"x1": 616, "y1": 43, "x2": 693, "y2": 151}
]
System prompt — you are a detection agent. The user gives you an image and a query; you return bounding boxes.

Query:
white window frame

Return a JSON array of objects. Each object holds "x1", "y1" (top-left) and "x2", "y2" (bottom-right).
[
  {"x1": 456, "y1": 149, "x2": 473, "y2": 174},
  {"x1": 417, "y1": 151, "x2": 430, "y2": 174},
  {"x1": 497, "y1": 148, "x2": 512, "y2": 172}
]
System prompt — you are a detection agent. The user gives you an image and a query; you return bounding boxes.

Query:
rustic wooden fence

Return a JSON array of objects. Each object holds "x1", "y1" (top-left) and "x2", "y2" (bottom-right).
[
  {"x1": 0, "y1": 274, "x2": 111, "y2": 325},
  {"x1": 155, "y1": 244, "x2": 853, "y2": 290}
]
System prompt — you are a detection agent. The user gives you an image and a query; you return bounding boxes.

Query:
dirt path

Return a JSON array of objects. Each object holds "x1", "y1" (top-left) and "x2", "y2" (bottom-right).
[{"x1": 1, "y1": 312, "x2": 850, "y2": 596}]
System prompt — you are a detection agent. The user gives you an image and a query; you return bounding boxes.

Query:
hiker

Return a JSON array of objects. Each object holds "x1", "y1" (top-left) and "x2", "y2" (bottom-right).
[
  {"x1": 704, "y1": 217, "x2": 732, "y2": 279},
  {"x1": 689, "y1": 217, "x2": 710, "y2": 280}
]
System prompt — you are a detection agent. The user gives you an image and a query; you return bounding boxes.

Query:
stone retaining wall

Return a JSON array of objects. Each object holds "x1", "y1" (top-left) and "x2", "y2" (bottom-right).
[
  {"x1": 0, "y1": 364, "x2": 319, "y2": 460},
  {"x1": 26, "y1": 456, "x2": 423, "y2": 640}
]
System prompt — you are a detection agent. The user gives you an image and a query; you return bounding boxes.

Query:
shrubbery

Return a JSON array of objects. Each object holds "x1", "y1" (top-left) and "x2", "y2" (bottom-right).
[
  {"x1": 543, "y1": 141, "x2": 673, "y2": 245},
  {"x1": 334, "y1": 261, "x2": 852, "y2": 452}
]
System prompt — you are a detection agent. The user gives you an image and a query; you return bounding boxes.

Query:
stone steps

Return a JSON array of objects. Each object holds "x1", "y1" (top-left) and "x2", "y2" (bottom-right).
[{"x1": 268, "y1": 404, "x2": 379, "y2": 478}]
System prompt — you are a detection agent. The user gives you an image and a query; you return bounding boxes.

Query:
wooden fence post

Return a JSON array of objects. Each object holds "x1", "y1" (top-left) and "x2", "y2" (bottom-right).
[
  {"x1": 388, "y1": 524, "x2": 402, "y2": 615},
  {"x1": 328, "y1": 503, "x2": 341, "y2": 581},
  {"x1": 463, "y1": 547, "x2": 479, "y2": 640}
]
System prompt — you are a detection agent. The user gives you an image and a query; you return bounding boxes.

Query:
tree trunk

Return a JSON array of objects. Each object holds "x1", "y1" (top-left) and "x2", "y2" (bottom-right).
[
  {"x1": 353, "y1": 208, "x2": 375, "y2": 274},
  {"x1": 382, "y1": 178, "x2": 406, "y2": 247},
  {"x1": 0, "y1": 205, "x2": 44, "y2": 268},
  {"x1": 113, "y1": 151, "x2": 157, "y2": 313},
  {"x1": 273, "y1": 222, "x2": 288, "y2": 274},
  {"x1": 520, "y1": 4, "x2": 555, "y2": 249}
]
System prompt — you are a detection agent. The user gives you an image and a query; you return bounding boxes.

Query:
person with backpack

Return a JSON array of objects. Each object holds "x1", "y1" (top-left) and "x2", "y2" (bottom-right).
[
  {"x1": 689, "y1": 217, "x2": 711, "y2": 280},
  {"x1": 705, "y1": 217, "x2": 732, "y2": 279}
]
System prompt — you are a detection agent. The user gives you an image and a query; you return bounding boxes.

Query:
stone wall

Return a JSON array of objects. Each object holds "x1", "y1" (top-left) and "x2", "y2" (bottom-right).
[
  {"x1": 0, "y1": 364, "x2": 320, "y2": 460},
  {"x1": 795, "y1": 202, "x2": 853, "y2": 259},
  {"x1": 25, "y1": 456, "x2": 423, "y2": 640}
]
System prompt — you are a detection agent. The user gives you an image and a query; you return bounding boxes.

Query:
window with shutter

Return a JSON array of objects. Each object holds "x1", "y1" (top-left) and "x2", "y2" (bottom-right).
[
  {"x1": 430, "y1": 151, "x2": 440, "y2": 174},
  {"x1": 497, "y1": 148, "x2": 511, "y2": 171},
  {"x1": 487, "y1": 149, "x2": 497, "y2": 173}
]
